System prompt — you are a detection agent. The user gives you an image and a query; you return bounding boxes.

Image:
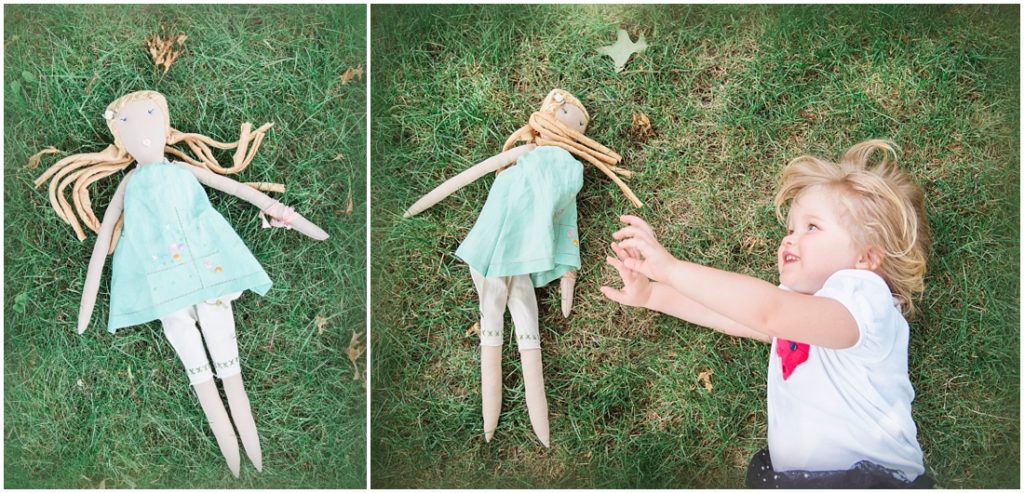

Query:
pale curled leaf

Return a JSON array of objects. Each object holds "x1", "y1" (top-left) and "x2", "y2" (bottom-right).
[{"x1": 597, "y1": 29, "x2": 648, "y2": 73}]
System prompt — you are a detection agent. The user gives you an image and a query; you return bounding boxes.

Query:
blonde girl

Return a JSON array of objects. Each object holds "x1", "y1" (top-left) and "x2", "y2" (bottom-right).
[{"x1": 601, "y1": 140, "x2": 934, "y2": 487}]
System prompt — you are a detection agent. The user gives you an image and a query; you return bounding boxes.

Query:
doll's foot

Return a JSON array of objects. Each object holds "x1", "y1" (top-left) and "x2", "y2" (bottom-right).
[{"x1": 484, "y1": 430, "x2": 494, "y2": 443}]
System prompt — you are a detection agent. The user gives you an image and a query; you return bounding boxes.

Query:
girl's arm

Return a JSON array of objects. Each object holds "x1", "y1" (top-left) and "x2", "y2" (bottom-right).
[
  {"x1": 404, "y1": 144, "x2": 537, "y2": 217},
  {"x1": 614, "y1": 216, "x2": 858, "y2": 349},
  {"x1": 645, "y1": 282, "x2": 771, "y2": 342},
  {"x1": 179, "y1": 163, "x2": 328, "y2": 241},
  {"x1": 661, "y1": 262, "x2": 853, "y2": 347},
  {"x1": 601, "y1": 243, "x2": 769, "y2": 342},
  {"x1": 77, "y1": 171, "x2": 133, "y2": 334}
]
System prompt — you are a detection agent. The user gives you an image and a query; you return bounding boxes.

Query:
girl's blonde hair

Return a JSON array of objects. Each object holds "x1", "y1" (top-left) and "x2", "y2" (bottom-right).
[
  {"x1": 774, "y1": 139, "x2": 930, "y2": 316},
  {"x1": 32, "y1": 90, "x2": 280, "y2": 252},
  {"x1": 502, "y1": 89, "x2": 642, "y2": 208}
]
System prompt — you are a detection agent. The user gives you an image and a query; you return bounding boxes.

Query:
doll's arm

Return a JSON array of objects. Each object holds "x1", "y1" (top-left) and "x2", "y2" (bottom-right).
[
  {"x1": 77, "y1": 171, "x2": 133, "y2": 334},
  {"x1": 181, "y1": 163, "x2": 328, "y2": 241},
  {"x1": 404, "y1": 144, "x2": 537, "y2": 217}
]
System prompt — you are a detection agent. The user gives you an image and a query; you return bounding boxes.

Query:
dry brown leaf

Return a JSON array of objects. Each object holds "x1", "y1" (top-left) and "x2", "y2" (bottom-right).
[
  {"x1": 84, "y1": 73, "x2": 99, "y2": 95},
  {"x1": 340, "y1": 64, "x2": 364, "y2": 84},
  {"x1": 346, "y1": 330, "x2": 366, "y2": 383},
  {"x1": 26, "y1": 146, "x2": 59, "y2": 169},
  {"x1": 698, "y1": 368, "x2": 714, "y2": 393},
  {"x1": 144, "y1": 27, "x2": 187, "y2": 76},
  {"x1": 332, "y1": 153, "x2": 345, "y2": 161},
  {"x1": 630, "y1": 111, "x2": 654, "y2": 142},
  {"x1": 465, "y1": 321, "x2": 480, "y2": 338},
  {"x1": 314, "y1": 314, "x2": 328, "y2": 335},
  {"x1": 344, "y1": 190, "x2": 353, "y2": 215}
]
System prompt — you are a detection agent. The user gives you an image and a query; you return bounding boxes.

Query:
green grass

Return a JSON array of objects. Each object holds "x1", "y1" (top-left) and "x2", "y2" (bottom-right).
[
  {"x1": 370, "y1": 4, "x2": 1018, "y2": 488},
  {"x1": 4, "y1": 5, "x2": 366, "y2": 488}
]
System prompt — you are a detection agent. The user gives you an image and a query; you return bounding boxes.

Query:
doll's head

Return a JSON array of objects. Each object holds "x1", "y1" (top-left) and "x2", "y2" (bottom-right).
[
  {"x1": 33, "y1": 90, "x2": 275, "y2": 245},
  {"x1": 773, "y1": 139, "x2": 930, "y2": 316},
  {"x1": 500, "y1": 89, "x2": 641, "y2": 207},
  {"x1": 104, "y1": 91, "x2": 171, "y2": 164},
  {"x1": 503, "y1": 89, "x2": 591, "y2": 151},
  {"x1": 539, "y1": 89, "x2": 589, "y2": 134}
]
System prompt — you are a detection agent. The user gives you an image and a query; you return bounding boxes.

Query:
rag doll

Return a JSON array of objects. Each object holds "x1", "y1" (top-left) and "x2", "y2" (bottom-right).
[
  {"x1": 32, "y1": 90, "x2": 328, "y2": 477},
  {"x1": 405, "y1": 89, "x2": 640, "y2": 447}
]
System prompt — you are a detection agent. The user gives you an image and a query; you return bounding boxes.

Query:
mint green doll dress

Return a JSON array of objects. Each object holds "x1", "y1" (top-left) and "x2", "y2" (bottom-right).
[
  {"x1": 455, "y1": 146, "x2": 583, "y2": 287},
  {"x1": 106, "y1": 160, "x2": 272, "y2": 332}
]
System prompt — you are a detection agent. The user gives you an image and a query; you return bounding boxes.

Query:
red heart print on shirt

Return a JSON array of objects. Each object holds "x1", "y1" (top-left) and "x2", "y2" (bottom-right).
[{"x1": 776, "y1": 338, "x2": 810, "y2": 380}]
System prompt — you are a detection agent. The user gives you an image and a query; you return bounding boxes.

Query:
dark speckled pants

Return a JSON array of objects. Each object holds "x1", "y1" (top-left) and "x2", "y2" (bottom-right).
[{"x1": 746, "y1": 448, "x2": 935, "y2": 489}]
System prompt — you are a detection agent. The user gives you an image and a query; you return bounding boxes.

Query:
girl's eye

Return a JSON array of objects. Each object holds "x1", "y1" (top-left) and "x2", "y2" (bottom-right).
[{"x1": 808, "y1": 224, "x2": 820, "y2": 231}]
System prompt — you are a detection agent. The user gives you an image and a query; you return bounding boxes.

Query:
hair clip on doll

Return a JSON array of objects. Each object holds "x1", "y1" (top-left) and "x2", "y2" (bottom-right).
[{"x1": 33, "y1": 90, "x2": 328, "y2": 477}]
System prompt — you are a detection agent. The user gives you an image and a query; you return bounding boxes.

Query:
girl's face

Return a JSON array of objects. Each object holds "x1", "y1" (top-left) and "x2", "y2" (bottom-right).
[{"x1": 777, "y1": 186, "x2": 872, "y2": 294}]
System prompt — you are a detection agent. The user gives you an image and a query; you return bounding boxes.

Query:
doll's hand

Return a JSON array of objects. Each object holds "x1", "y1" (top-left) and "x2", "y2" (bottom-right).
[
  {"x1": 259, "y1": 201, "x2": 328, "y2": 241},
  {"x1": 259, "y1": 202, "x2": 297, "y2": 229},
  {"x1": 600, "y1": 242, "x2": 654, "y2": 308},
  {"x1": 611, "y1": 215, "x2": 678, "y2": 283}
]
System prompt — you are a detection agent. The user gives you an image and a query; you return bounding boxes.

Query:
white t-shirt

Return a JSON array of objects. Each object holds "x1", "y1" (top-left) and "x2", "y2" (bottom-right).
[{"x1": 767, "y1": 269, "x2": 925, "y2": 480}]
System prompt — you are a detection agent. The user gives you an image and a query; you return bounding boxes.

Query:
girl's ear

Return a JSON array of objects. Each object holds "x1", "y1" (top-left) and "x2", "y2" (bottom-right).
[{"x1": 856, "y1": 245, "x2": 883, "y2": 271}]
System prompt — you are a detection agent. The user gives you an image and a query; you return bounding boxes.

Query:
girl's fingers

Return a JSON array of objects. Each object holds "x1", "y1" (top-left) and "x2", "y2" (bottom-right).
[
  {"x1": 620, "y1": 214, "x2": 655, "y2": 238},
  {"x1": 599, "y1": 286, "x2": 627, "y2": 304},
  {"x1": 621, "y1": 255, "x2": 648, "y2": 274},
  {"x1": 610, "y1": 242, "x2": 631, "y2": 260},
  {"x1": 612, "y1": 225, "x2": 655, "y2": 244},
  {"x1": 616, "y1": 238, "x2": 649, "y2": 257},
  {"x1": 606, "y1": 255, "x2": 638, "y2": 284}
]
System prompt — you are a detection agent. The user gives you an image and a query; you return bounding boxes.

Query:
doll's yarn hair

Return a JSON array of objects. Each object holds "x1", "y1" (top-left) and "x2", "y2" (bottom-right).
[
  {"x1": 774, "y1": 139, "x2": 931, "y2": 317},
  {"x1": 33, "y1": 90, "x2": 280, "y2": 251},
  {"x1": 502, "y1": 89, "x2": 642, "y2": 208}
]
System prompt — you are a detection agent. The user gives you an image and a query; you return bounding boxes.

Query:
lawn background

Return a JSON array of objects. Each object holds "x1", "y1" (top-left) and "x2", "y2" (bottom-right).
[
  {"x1": 4, "y1": 5, "x2": 366, "y2": 488},
  {"x1": 370, "y1": 4, "x2": 1019, "y2": 488}
]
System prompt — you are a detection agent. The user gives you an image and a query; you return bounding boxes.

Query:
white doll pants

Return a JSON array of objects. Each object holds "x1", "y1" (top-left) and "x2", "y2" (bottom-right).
[
  {"x1": 470, "y1": 267, "x2": 540, "y2": 351},
  {"x1": 159, "y1": 292, "x2": 243, "y2": 385}
]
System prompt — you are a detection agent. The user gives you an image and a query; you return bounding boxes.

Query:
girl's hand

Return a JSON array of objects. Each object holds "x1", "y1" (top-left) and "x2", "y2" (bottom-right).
[
  {"x1": 600, "y1": 242, "x2": 654, "y2": 308},
  {"x1": 611, "y1": 215, "x2": 678, "y2": 283}
]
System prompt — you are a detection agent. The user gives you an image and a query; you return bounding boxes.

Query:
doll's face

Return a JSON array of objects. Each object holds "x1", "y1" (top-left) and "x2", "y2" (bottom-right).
[
  {"x1": 113, "y1": 99, "x2": 167, "y2": 165},
  {"x1": 554, "y1": 102, "x2": 589, "y2": 134}
]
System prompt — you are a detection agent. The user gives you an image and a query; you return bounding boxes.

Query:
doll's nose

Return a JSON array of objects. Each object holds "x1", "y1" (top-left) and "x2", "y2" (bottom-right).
[{"x1": 142, "y1": 138, "x2": 152, "y2": 147}]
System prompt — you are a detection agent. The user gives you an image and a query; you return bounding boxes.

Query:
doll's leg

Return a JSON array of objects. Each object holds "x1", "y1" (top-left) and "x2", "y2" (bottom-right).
[
  {"x1": 470, "y1": 267, "x2": 509, "y2": 442},
  {"x1": 506, "y1": 274, "x2": 549, "y2": 448},
  {"x1": 159, "y1": 307, "x2": 241, "y2": 478},
  {"x1": 195, "y1": 295, "x2": 263, "y2": 472}
]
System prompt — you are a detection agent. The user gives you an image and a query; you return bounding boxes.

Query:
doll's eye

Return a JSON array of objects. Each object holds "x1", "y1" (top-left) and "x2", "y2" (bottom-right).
[
  {"x1": 562, "y1": 108, "x2": 568, "y2": 114},
  {"x1": 120, "y1": 117, "x2": 128, "y2": 122},
  {"x1": 148, "y1": 108, "x2": 155, "y2": 114}
]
